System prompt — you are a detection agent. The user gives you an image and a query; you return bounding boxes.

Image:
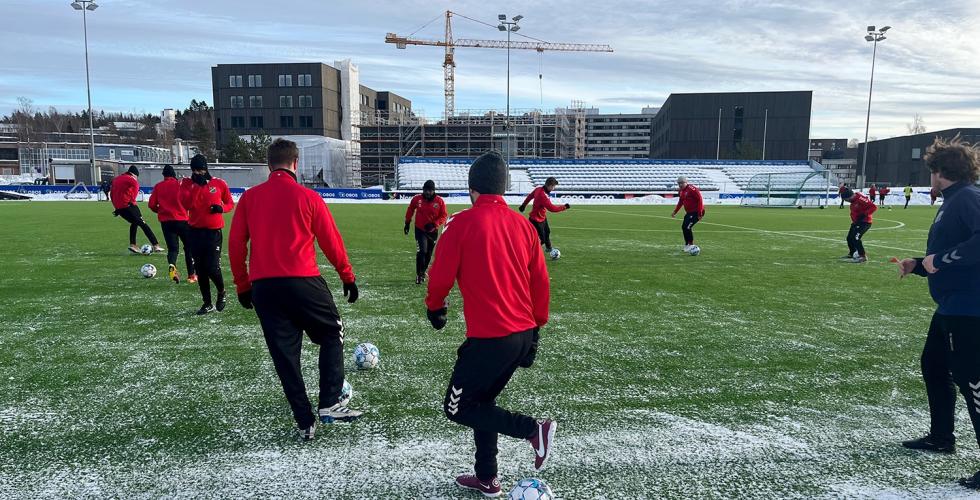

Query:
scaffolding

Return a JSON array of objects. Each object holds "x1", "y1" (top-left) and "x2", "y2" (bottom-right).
[{"x1": 355, "y1": 108, "x2": 583, "y2": 187}]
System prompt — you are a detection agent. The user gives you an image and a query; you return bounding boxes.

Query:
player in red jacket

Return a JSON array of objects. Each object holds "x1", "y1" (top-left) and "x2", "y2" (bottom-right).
[
  {"x1": 426, "y1": 151, "x2": 555, "y2": 497},
  {"x1": 519, "y1": 177, "x2": 569, "y2": 257},
  {"x1": 868, "y1": 184, "x2": 877, "y2": 204},
  {"x1": 671, "y1": 176, "x2": 705, "y2": 251},
  {"x1": 879, "y1": 186, "x2": 890, "y2": 206},
  {"x1": 180, "y1": 155, "x2": 235, "y2": 314},
  {"x1": 840, "y1": 188, "x2": 877, "y2": 263},
  {"x1": 838, "y1": 183, "x2": 848, "y2": 209},
  {"x1": 404, "y1": 179, "x2": 448, "y2": 284},
  {"x1": 148, "y1": 164, "x2": 196, "y2": 283},
  {"x1": 110, "y1": 165, "x2": 162, "y2": 254},
  {"x1": 229, "y1": 139, "x2": 361, "y2": 440}
]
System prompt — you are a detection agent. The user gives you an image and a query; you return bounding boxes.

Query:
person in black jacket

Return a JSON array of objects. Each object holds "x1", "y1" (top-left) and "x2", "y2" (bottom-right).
[{"x1": 895, "y1": 135, "x2": 980, "y2": 490}]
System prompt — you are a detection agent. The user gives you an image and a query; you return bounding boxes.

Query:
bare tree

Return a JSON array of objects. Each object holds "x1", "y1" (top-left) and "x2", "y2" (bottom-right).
[
  {"x1": 14, "y1": 97, "x2": 35, "y2": 141},
  {"x1": 906, "y1": 114, "x2": 927, "y2": 135},
  {"x1": 48, "y1": 106, "x2": 67, "y2": 134},
  {"x1": 847, "y1": 138, "x2": 859, "y2": 148}
]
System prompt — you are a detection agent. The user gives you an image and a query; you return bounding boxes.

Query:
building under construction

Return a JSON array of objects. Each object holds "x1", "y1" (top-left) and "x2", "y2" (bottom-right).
[{"x1": 357, "y1": 108, "x2": 584, "y2": 187}]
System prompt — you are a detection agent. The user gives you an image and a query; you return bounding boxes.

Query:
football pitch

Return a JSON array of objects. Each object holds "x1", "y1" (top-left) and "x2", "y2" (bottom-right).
[{"x1": 1, "y1": 201, "x2": 978, "y2": 499}]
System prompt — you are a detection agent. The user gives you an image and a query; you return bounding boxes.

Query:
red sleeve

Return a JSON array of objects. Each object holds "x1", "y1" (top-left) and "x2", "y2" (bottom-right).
[
  {"x1": 537, "y1": 189, "x2": 567, "y2": 214},
  {"x1": 148, "y1": 188, "x2": 159, "y2": 213},
  {"x1": 179, "y1": 182, "x2": 194, "y2": 209},
  {"x1": 312, "y1": 198, "x2": 355, "y2": 284},
  {"x1": 696, "y1": 189, "x2": 705, "y2": 217},
  {"x1": 220, "y1": 180, "x2": 235, "y2": 212},
  {"x1": 866, "y1": 200, "x2": 878, "y2": 215},
  {"x1": 125, "y1": 177, "x2": 139, "y2": 205},
  {"x1": 405, "y1": 195, "x2": 419, "y2": 223},
  {"x1": 527, "y1": 224, "x2": 550, "y2": 327},
  {"x1": 436, "y1": 197, "x2": 448, "y2": 227},
  {"x1": 425, "y1": 214, "x2": 461, "y2": 311},
  {"x1": 522, "y1": 190, "x2": 535, "y2": 208},
  {"x1": 673, "y1": 192, "x2": 683, "y2": 215},
  {"x1": 228, "y1": 192, "x2": 251, "y2": 293}
]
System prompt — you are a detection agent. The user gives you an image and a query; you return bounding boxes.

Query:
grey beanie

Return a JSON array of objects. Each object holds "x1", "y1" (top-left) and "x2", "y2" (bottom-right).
[{"x1": 468, "y1": 151, "x2": 508, "y2": 195}]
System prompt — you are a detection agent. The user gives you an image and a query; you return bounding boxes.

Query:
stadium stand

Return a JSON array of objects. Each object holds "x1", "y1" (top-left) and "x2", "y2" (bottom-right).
[{"x1": 396, "y1": 158, "x2": 824, "y2": 193}]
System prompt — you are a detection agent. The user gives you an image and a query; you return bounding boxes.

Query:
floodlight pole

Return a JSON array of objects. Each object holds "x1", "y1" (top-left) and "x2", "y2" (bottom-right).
[
  {"x1": 860, "y1": 26, "x2": 889, "y2": 190},
  {"x1": 498, "y1": 14, "x2": 522, "y2": 166},
  {"x1": 72, "y1": 0, "x2": 100, "y2": 184}
]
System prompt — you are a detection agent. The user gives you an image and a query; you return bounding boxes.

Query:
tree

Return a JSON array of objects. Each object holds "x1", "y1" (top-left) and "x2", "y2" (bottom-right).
[
  {"x1": 847, "y1": 138, "x2": 859, "y2": 148},
  {"x1": 247, "y1": 133, "x2": 272, "y2": 162},
  {"x1": 220, "y1": 132, "x2": 250, "y2": 162},
  {"x1": 906, "y1": 114, "x2": 926, "y2": 135}
]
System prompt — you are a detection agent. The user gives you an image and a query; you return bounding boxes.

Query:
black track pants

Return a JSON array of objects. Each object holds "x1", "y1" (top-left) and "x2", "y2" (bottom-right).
[
  {"x1": 682, "y1": 212, "x2": 700, "y2": 245},
  {"x1": 117, "y1": 205, "x2": 158, "y2": 246},
  {"x1": 161, "y1": 220, "x2": 195, "y2": 276},
  {"x1": 415, "y1": 227, "x2": 438, "y2": 277},
  {"x1": 188, "y1": 227, "x2": 224, "y2": 305},
  {"x1": 920, "y1": 313, "x2": 980, "y2": 448},
  {"x1": 252, "y1": 277, "x2": 346, "y2": 429},
  {"x1": 530, "y1": 219, "x2": 552, "y2": 250},
  {"x1": 846, "y1": 222, "x2": 871, "y2": 257}
]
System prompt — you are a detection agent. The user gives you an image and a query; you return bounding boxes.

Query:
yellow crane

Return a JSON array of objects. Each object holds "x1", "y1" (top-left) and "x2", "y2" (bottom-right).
[{"x1": 385, "y1": 10, "x2": 613, "y2": 118}]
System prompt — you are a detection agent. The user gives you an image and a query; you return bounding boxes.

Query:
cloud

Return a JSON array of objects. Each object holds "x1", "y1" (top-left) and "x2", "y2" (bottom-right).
[{"x1": 1, "y1": 0, "x2": 977, "y2": 140}]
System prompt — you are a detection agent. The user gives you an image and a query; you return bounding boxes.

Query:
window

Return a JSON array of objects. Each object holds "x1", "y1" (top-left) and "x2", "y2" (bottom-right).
[
  {"x1": 279, "y1": 96, "x2": 293, "y2": 108},
  {"x1": 278, "y1": 74, "x2": 292, "y2": 87},
  {"x1": 230, "y1": 116, "x2": 245, "y2": 129},
  {"x1": 230, "y1": 96, "x2": 245, "y2": 108},
  {"x1": 299, "y1": 95, "x2": 313, "y2": 108},
  {"x1": 249, "y1": 96, "x2": 263, "y2": 108},
  {"x1": 298, "y1": 74, "x2": 312, "y2": 87},
  {"x1": 280, "y1": 116, "x2": 294, "y2": 128},
  {"x1": 299, "y1": 115, "x2": 314, "y2": 127},
  {"x1": 229, "y1": 75, "x2": 243, "y2": 88},
  {"x1": 248, "y1": 74, "x2": 262, "y2": 87},
  {"x1": 249, "y1": 116, "x2": 264, "y2": 128}
]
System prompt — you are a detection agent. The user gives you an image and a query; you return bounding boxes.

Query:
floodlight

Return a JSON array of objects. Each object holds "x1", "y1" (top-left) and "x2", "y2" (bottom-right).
[
  {"x1": 498, "y1": 25, "x2": 507, "y2": 31},
  {"x1": 86, "y1": 2, "x2": 98, "y2": 10},
  {"x1": 511, "y1": 25, "x2": 520, "y2": 32},
  {"x1": 499, "y1": 14, "x2": 507, "y2": 20},
  {"x1": 880, "y1": 26, "x2": 891, "y2": 32},
  {"x1": 867, "y1": 25, "x2": 875, "y2": 32},
  {"x1": 71, "y1": 1, "x2": 83, "y2": 9},
  {"x1": 865, "y1": 35, "x2": 874, "y2": 41},
  {"x1": 513, "y1": 15, "x2": 523, "y2": 22}
]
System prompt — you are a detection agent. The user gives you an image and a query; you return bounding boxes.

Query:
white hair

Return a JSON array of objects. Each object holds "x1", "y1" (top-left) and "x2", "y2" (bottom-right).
[{"x1": 677, "y1": 176, "x2": 688, "y2": 183}]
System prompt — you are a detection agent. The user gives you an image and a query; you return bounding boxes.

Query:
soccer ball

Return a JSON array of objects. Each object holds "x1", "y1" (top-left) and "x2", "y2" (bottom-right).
[
  {"x1": 688, "y1": 245, "x2": 701, "y2": 256},
  {"x1": 508, "y1": 478, "x2": 554, "y2": 500},
  {"x1": 140, "y1": 263, "x2": 157, "y2": 278},
  {"x1": 140, "y1": 244, "x2": 153, "y2": 255},
  {"x1": 339, "y1": 379, "x2": 353, "y2": 406},
  {"x1": 353, "y1": 342, "x2": 380, "y2": 370},
  {"x1": 549, "y1": 248, "x2": 561, "y2": 260}
]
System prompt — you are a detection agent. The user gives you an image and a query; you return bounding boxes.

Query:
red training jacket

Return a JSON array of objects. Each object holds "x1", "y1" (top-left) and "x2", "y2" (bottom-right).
[
  {"x1": 148, "y1": 177, "x2": 189, "y2": 222},
  {"x1": 110, "y1": 174, "x2": 139, "y2": 210},
  {"x1": 880, "y1": 187, "x2": 890, "y2": 196},
  {"x1": 229, "y1": 170, "x2": 355, "y2": 294},
  {"x1": 673, "y1": 184, "x2": 705, "y2": 217},
  {"x1": 523, "y1": 187, "x2": 567, "y2": 223},
  {"x1": 869, "y1": 186, "x2": 877, "y2": 198},
  {"x1": 405, "y1": 194, "x2": 448, "y2": 231},
  {"x1": 180, "y1": 177, "x2": 234, "y2": 229},
  {"x1": 426, "y1": 195, "x2": 550, "y2": 339},
  {"x1": 849, "y1": 192, "x2": 878, "y2": 224}
]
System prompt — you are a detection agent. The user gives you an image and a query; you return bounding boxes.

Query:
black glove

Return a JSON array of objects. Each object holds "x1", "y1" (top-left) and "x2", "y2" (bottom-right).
[
  {"x1": 424, "y1": 223, "x2": 436, "y2": 233},
  {"x1": 343, "y1": 281, "x2": 359, "y2": 304},
  {"x1": 238, "y1": 289, "x2": 253, "y2": 309},
  {"x1": 519, "y1": 205, "x2": 526, "y2": 213},
  {"x1": 564, "y1": 203, "x2": 571, "y2": 209},
  {"x1": 404, "y1": 221, "x2": 411, "y2": 235},
  {"x1": 210, "y1": 204, "x2": 224, "y2": 214},
  {"x1": 427, "y1": 307, "x2": 448, "y2": 330},
  {"x1": 519, "y1": 327, "x2": 540, "y2": 368},
  {"x1": 911, "y1": 257, "x2": 929, "y2": 277},
  {"x1": 191, "y1": 173, "x2": 208, "y2": 186}
]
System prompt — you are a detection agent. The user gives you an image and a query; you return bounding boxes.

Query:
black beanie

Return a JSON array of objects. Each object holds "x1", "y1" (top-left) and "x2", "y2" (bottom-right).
[
  {"x1": 127, "y1": 165, "x2": 139, "y2": 176},
  {"x1": 190, "y1": 154, "x2": 208, "y2": 171},
  {"x1": 468, "y1": 151, "x2": 508, "y2": 195},
  {"x1": 162, "y1": 164, "x2": 176, "y2": 178},
  {"x1": 841, "y1": 188, "x2": 854, "y2": 200},
  {"x1": 423, "y1": 179, "x2": 436, "y2": 191}
]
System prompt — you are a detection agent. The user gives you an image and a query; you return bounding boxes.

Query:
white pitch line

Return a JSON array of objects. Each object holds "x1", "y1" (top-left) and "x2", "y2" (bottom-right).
[{"x1": 580, "y1": 209, "x2": 922, "y2": 254}]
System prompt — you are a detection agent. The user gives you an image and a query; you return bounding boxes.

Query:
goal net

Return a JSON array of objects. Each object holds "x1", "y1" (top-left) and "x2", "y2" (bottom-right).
[{"x1": 740, "y1": 170, "x2": 834, "y2": 208}]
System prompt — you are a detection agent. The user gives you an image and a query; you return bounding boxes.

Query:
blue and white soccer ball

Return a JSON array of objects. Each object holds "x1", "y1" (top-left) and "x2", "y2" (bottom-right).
[
  {"x1": 140, "y1": 244, "x2": 153, "y2": 255},
  {"x1": 508, "y1": 478, "x2": 554, "y2": 500},
  {"x1": 339, "y1": 379, "x2": 353, "y2": 406},
  {"x1": 140, "y1": 263, "x2": 157, "y2": 278},
  {"x1": 353, "y1": 342, "x2": 380, "y2": 370},
  {"x1": 688, "y1": 245, "x2": 701, "y2": 256},
  {"x1": 549, "y1": 248, "x2": 561, "y2": 261}
]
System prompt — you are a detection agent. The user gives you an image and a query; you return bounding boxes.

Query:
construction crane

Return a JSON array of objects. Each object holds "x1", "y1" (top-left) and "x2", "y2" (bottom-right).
[{"x1": 386, "y1": 10, "x2": 613, "y2": 118}]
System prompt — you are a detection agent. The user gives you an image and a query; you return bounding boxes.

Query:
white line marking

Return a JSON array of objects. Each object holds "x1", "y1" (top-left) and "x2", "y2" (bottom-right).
[{"x1": 580, "y1": 209, "x2": 922, "y2": 253}]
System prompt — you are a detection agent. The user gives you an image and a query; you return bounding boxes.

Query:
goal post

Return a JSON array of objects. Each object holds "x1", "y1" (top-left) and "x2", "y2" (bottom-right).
[{"x1": 740, "y1": 170, "x2": 834, "y2": 208}]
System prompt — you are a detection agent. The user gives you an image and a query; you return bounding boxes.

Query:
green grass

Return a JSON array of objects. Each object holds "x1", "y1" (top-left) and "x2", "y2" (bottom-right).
[{"x1": 0, "y1": 201, "x2": 976, "y2": 499}]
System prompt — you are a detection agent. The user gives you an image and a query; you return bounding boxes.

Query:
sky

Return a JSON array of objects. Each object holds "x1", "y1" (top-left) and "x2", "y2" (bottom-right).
[{"x1": 1, "y1": 0, "x2": 978, "y2": 140}]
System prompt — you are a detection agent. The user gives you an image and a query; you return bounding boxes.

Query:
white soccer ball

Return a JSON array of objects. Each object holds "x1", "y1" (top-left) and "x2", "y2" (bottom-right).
[
  {"x1": 688, "y1": 245, "x2": 701, "y2": 256},
  {"x1": 140, "y1": 263, "x2": 157, "y2": 278},
  {"x1": 353, "y1": 342, "x2": 380, "y2": 370},
  {"x1": 339, "y1": 379, "x2": 353, "y2": 406},
  {"x1": 140, "y1": 244, "x2": 153, "y2": 255},
  {"x1": 549, "y1": 248, "x2": 561, "y2": 260},
  {"x1": 508, "y1": 478, "x2": 554, "y2": 500}
]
